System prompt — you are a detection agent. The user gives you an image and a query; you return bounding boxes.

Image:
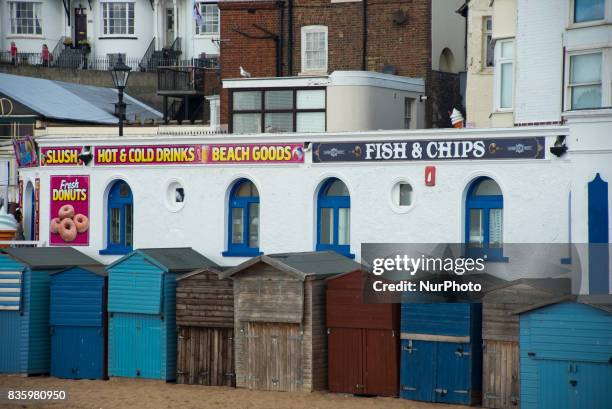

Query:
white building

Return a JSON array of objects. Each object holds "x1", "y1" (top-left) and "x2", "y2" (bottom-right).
[
  {"x1": 0, "y1": 0, "x2": 220, "y2": 64},
  {"x1": 17, "y1": 124, "x2": 612, "y2": 295}
]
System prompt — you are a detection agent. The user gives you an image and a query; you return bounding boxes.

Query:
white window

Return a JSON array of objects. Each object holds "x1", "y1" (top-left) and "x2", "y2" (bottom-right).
[
  {"x1": 301, "y1": 26, "x2": 328, "y2": 73},
  {"x1": 573, "y1": 0, "x2": 605, "y2": 23},
  {"x1": 494, "y1": 39, "x2": 514, "y2": 110},
  {"x1": 9, "y1": 2, "x2": 42, "y2": 35},
  {"x1": 102, "y1": 2, "x2": 135, "y2": 36},
  {"x1": 569, "y1": 52, "x2": 602, "y2": 110},
  {"x1": 483, "y1": 16, "x2": 494, "y2": 68},
  {"x1": 196, "y1": 2, "x2": 219, "y2": 35},
  {"x1": 404, "y1": 97, "x2": 414, "y2": 129}
]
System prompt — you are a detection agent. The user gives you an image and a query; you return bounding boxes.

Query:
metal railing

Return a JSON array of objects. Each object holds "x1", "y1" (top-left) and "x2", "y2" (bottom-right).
[
  {"x1": 158, "y1": 66, "x2": 209, "y2": 93},
  {"x1": 0, "y1": 51, "x2": 218, "y2": 72},
  {"x1": 139, "y1": 37, "x2": 156, "y2": 72}
]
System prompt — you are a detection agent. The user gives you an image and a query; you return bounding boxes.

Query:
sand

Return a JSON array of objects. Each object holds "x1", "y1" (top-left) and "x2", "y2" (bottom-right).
[{"x1": 0, "y1": 376, "x2": 469, "y2": 409}]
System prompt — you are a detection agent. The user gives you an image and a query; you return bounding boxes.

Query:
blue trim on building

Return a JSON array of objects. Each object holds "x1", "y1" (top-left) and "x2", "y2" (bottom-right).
[
  {"x1": 588, "y1": 173, "x2": 609, "y2": 294},
  {"x1": 465, "y1": 177, "x2": 505, "y2": 261},
  {"x1": 316, "y1": 178, "x2": 353, "y2": 257},
  {"x1": 101, "y1": 180, "x2": 133, "y2": 255},
  {"x1": 225, "y1": 179, "x2": 260, "y2": 257}
]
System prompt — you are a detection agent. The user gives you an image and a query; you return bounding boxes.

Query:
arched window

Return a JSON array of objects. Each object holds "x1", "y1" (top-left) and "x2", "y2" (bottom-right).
[
  {"x1": 224, "y1": 179, "x2": 261, "y2": 257},
  {"x1": 465, "y1": 177, "x2": 504, "y2": 260},
  {"x1": 101, "y1": 180, "x2": 133, "y2": 255},
  {"x1": 317, "y1": 178, "x2": 352, "y2": 257},
  {"x1": 439, "y1": 47, "x2": 456, "y2": 73}
]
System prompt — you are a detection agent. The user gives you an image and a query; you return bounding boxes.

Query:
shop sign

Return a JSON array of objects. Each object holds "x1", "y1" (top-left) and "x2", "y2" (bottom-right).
[
  {"x1": 49, "y1": 175, "x2": 89, "y2": 246},
  {"x1": 312, "y1": 137, "x2": 545, "y2": 163},
  {"x1": 93, "y1": 143, "x2": 305, "y2": 165},
  {"x1": 12, "y1": 136, "x2": 38, "y2": 168},
  {"x1": 40, "y1": 147, "x2": 81, "y2": 166}
]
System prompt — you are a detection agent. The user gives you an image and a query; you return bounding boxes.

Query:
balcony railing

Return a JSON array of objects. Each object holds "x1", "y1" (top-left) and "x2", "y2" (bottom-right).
[{"x1": 158, "y1": 66, "x2": 210, "y2": 94}]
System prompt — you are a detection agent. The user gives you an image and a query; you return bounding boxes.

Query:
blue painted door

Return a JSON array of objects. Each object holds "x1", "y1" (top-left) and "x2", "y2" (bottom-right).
[
  {"x1": 51, "y1": 326, "x2": 104, "y2": 379},
  {"x1": 435, "y1": 342, "x2": 472, "y2": 405},
  {"x1": 111, "y1": 314, "x2": 161, "y2": 379},
  {"x1": 537, "y1": 360, "x2": 612, "y2": 409},
  {"x1": 400, "y1": 340, "x2": 435, "y2": 402},
  {"x1": 78, "y1": 327, "x2": 104, "y2": 379},
  {"x1": 400, "y1": 340, "x2": 473, "y2": 404}
]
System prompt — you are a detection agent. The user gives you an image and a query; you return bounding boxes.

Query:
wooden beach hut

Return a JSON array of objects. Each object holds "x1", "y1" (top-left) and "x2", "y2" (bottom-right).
[
  {"x1": 50, "y1": 266, "x2": 108, "y2": 379},
  {"x1": 221, "y1": 251, "x2": 361, "y2": 392},
  {"x1": 326, "y1": 269, "x2": 399, "y2": 396},
  {"x1": 0, "y1": 247, "x2": 100, "y2": 375},
  {"x1": 175, "y1": 266, "x2": 234, "y2": 386},
  {"x1": 516, "y1": 296, "x2": 612, "y2": 409},
  {"x1": 481, "y1": 278, "x2": 570, "y2": 408},
  {"x1": 107, "y1": 248, "x2": 216, "y2": 381}
]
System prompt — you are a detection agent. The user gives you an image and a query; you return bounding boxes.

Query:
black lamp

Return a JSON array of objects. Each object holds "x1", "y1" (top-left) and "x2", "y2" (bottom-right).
[{"x1": 110, "y1": 55, "x2": 131, "y2": 136}]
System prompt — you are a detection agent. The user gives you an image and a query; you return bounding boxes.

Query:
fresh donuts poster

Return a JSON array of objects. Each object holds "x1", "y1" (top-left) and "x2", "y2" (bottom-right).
[{"x1": 49, "y1": 175, "x2": 89, "y2": 246}]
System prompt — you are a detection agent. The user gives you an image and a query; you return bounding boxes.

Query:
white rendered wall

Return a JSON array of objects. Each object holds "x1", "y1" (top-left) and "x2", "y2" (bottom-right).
[
  {"x1": 22, "y1": 126, "x2": 578, "y2": 270},
  {"x1": 514, "y1": 0, "x2": 565, "y2": 124}
]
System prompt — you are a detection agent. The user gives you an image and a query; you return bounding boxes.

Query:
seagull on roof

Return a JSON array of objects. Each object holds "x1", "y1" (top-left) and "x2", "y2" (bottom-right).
[{"x1": 240, "y1": 66, "x2": 251, "y2": 78}]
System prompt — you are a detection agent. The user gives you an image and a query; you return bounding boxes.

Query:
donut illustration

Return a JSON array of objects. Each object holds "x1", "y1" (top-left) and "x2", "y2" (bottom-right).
[
  {"x1": 50, "y1": 217, "x2": 61, "y2": 234},
  {"x1": 58, "y1": 204, "x2": 75, "y2": 220},
  {"x1": 73, "y1": 214, "x2": 89, "y2": 233},
  {"x1": 58, "y1": 218, "x2": 77, "y2": 242}
]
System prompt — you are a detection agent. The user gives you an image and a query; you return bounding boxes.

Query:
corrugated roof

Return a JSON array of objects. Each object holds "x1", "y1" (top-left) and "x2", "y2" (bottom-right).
[
  {"x1": 221, "y1": 251, "x2": 361, "y2": 280},
  {"x1": 138, "y1": 248, "x2": 218, "y2": 272},
  {"x1": 0, "y1": 73, "x2": 161, "y2": 124},
  {"x1": 485, "y1": 277, "x2": 572, "y2": 296},
  {"x1": 3, "y1": 247, "x2": 101, "y2": 270}
]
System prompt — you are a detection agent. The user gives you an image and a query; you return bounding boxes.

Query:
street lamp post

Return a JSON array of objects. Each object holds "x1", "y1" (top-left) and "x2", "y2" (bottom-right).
[{"x1": 110, "y1": 55, "x2": 132, "y2": 136}]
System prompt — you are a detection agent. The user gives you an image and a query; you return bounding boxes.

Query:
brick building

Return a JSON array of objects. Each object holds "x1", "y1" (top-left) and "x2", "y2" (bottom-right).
[{"x1": 218, "y1": 0, "x2": 466, "y2": 129}]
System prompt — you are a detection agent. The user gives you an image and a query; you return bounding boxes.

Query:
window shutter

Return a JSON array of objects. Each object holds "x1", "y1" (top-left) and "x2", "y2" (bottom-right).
[{"x1": 0, "y1": 271, "x2": 22, "y2": 311}]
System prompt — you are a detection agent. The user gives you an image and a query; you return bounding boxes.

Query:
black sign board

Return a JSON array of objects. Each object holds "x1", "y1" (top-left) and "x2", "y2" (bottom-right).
[{"x1": 312, "y1": 137, "x2": 546, "y2": 163}]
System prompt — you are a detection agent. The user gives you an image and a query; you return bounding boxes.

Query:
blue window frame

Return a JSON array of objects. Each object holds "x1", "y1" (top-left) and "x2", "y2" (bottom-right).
[
  {"x1": 465, "y1": 177, "x2": 505, "y2": 261},
  {"x1": 100, "y1": 180, "x2": 133, "y2": 255},
  {"x1": 223, "y1": 179, "x2": 261, "y2": 257},
  {"x1": 316, "y1": 178, "x2": 353, "y2": 258}
]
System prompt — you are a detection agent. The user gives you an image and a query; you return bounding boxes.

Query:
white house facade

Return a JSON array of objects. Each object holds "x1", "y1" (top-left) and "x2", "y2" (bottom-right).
[{"x1": 0, "y1": 0, "x2": 220, "y2": 66}]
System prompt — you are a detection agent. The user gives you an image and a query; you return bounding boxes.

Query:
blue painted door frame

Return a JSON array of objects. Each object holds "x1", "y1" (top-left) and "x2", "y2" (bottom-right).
[{"x1": 588, "y1": 173, "x2": 609, "y2": 294}]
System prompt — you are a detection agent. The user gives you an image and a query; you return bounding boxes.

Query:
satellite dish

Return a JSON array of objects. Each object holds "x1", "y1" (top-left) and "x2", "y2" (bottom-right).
[{"x1": 382, "y1": 64, "x2": 398, "y2": 75}]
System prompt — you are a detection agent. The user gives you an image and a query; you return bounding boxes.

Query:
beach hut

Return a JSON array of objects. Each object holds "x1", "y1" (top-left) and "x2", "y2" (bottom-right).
[
  {"x1": 515, "y1": 296, "x2": 612, "y2": 409},
  {"x1": 400, "y1": 302, "x2": 483, "y2": 405},
  {"x1": 0, "y1": 247, "x2": 101, "y2": 375},
  {"x1": 221, "y1": 251, "x2": 361, "y2": 392},
  {"x1": 481, "y1": 278, "x2": 570, "y2": 409},
  {"x1": 50, "y1": 266, "x2": 108, "y2": 379},
  {"x1": 107, "y1": 248, "x2": 216, "y2": 381},
  {"x1": 175, "y1": 266, "x2": 234, "y2": 386},
  {"x1": 326, "y1": 270, "x2": 399, "y2": 396}
]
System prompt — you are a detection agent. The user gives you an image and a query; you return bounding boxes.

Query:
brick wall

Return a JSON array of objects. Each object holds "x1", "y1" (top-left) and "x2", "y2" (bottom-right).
[{"x1": 219, "y1": 0, "x2": 450, "y2": 127}]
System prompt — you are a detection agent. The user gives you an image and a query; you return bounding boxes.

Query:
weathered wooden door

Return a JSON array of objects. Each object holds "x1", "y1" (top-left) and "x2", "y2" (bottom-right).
[
  {"x1": 177, "y1": 326, "x2": 235, "y2": 386},
  {"x1": 365, "y1": 329, "x2": 399, "y2": 396},
  {"x1": 483, "y1": 340, "x2": 519, "y2": 408},
  {"x1": 245, "y1": 322, "x2": 302, "y2": 392},
  {"x1": 328, "y1": 327, "x2": 363, "y2": 393}
]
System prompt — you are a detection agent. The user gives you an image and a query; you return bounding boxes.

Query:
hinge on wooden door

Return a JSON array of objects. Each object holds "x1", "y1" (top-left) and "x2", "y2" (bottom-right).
[
  {"x1": 485, "y1": 393, "x2": 501, "y2": 399},
  {"x1": 244, "y1": 334, "x2": 258, "y2": 339},
  {"x1": 434, "y1": 388, "x2": 448, "y2": 395},
  {"x1": 224, "y1": 372, "x2": 235, "y2": 378},
  {"x1": 453, "y1": 390, "x2": 469, "y2": 394},
  {"x1": 271, "y1": 377, "x2": 279, "y2": 385},
  {"x1": 402, "y1": 386, "x2": 417, "y2": 391},
  {"x1": 176, "y1": 370, "x2": 188, "y2": 375},
  {"x1": 402, "y1": 345, "x2": 417, "y2": 353},
  {"x1": 327, "y1": 328, "x2": 331, "y2": 335},
  {"x1": 288, "y1": 334, "x2": 303, "y2": 341},
  {"x1": 455, "y1": 348, "x2": 471, "y2": 357}
]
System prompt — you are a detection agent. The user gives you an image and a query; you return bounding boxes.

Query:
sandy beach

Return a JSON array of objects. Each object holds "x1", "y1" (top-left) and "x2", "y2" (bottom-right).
[{"x1": 0, "y1": 376, "x2": 469, "y2": 409}]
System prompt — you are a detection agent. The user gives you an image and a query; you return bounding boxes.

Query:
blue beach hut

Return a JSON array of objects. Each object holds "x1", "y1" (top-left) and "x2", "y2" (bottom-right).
[
  {"x1": 50, "y1": 266, "x2": 108, "y2": 379},
  {"x1": 107, "y1": 248, "x2": 217, "y2": 380},
  {"x1": 0, "y1": 247, "x2": 101, "y2": 375},
  {"x1": 516, "y1": 296, "x2": 612, "y2": 409},
  {"x1": 399, "y1": 302, "x2": 483, "y2": 405}
]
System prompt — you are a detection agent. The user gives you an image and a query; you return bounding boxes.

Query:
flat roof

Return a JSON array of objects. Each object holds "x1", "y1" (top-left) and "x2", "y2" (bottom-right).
[{"x1": 223, "y1": 70, "x2": 425, "y2": 92}]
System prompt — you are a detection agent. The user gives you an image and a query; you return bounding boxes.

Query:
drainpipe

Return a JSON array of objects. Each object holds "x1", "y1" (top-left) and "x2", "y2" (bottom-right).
[
  {"x1": 362, "y1": 0, "x2": 368, "y2": 71},
  {"x1": 288, "y1": 0, "x2": 294, "y2": 75},
  {"x1": 278, "y1": 1, "x2": 284, "y2": 76}
]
